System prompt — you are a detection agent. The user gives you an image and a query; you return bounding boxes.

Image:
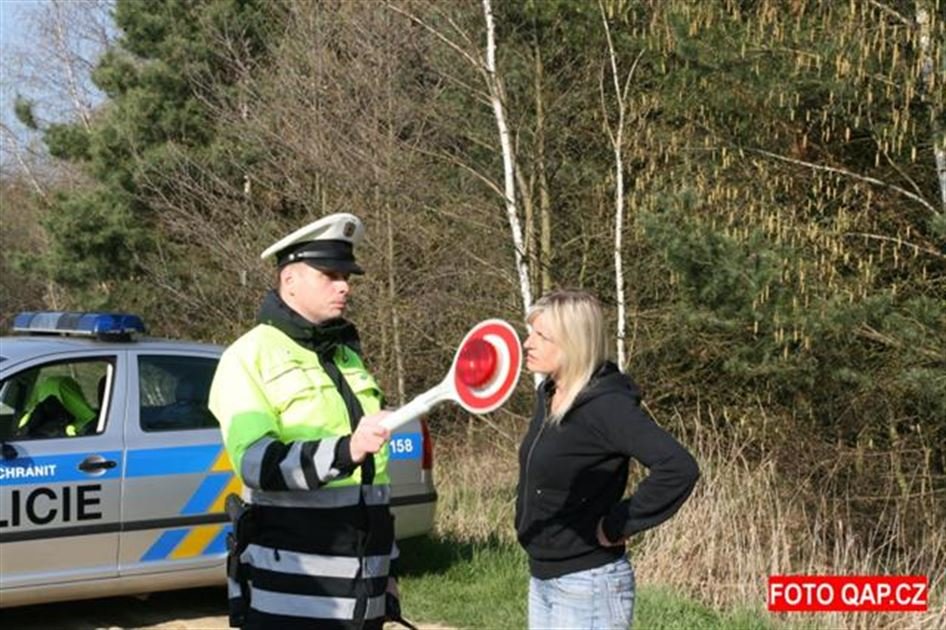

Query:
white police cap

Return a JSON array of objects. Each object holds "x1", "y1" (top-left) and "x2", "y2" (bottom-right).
[{"x1": 260, "y1": 213, "x2": 365, "y2": 274}]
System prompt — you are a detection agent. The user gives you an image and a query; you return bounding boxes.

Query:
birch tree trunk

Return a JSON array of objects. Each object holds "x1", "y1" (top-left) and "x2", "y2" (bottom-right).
[
  {"x1": 599, "y1": 2, "x2": 636, "y2": 371},
  {"x1": 482, "y1": 0, "x2": 533, "y2": 318},
  {"x1": 386, "y1": 206, "x2": 406, "y2": 404},
  {"x1": 516, "y1": 161, "x2": 537, "y2": 293},
  {"x1": 916, "y1": 4, "x2": 946, "y2": 211},
  {"x1": 385, "y1": 1, "x2": 534, "y2": 318},
  {"x1": 534, "y1": 43, "x2": 553, "y2": 295}
]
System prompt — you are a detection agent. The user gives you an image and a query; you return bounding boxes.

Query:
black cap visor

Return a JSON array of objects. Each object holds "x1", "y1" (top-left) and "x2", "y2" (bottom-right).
[
  {"x1": 277, "y1": 240, "x2": 364, "y2": 275},
  {"x1": 302, "y1": 258, "x2": 364, "y2": 275}
]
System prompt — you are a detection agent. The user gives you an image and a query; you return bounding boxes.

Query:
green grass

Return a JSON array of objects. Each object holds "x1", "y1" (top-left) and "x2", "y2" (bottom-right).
[
  {"x1": 398, "y1": 535, "x2": 528, "y2": 627},
  {"x1": 397, "y1": 535, "x2": 775, "y2": 629},
  {"x1": 635, "y1": 588, "x2": 774, "y2": 630}
]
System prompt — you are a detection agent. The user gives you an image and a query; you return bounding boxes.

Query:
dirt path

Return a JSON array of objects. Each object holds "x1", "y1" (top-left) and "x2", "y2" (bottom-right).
[
  {"x1": 2, "y1": 587, "x2": 450, "y2": 629},
  {"x1": 2, "y1": 587, "x2": 229, "y2": 630}
]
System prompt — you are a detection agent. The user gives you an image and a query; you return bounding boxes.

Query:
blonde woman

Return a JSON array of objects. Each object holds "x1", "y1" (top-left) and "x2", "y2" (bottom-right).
[{"x1": 516, "y1": 290, "x2": 699, "y2": 629}]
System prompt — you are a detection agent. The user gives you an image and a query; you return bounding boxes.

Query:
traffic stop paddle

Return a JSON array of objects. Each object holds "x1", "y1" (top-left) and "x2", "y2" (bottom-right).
[{"x1": 380, "y1": 319, "x2": 523, "y2": 431}]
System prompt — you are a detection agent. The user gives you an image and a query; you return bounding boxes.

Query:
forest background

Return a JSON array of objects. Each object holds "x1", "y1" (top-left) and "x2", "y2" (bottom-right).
[{"x1": 1, "y1": 1, "x2": 944, "y2": 627}]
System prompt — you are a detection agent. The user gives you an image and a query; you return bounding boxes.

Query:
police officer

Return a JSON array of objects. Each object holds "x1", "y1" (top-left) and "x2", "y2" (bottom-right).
[
  {"x1": 209, "y1": 213, "x2": 398, "y2": 629},
  {"x1": 19, "y1": 375, "x2": 97, "y2": 437}
]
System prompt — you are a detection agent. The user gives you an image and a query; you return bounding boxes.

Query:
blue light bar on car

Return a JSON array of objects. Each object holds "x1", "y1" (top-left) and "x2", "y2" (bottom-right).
[{"x1": 12, "y1": 311, "x2": 146, "y2": 338}]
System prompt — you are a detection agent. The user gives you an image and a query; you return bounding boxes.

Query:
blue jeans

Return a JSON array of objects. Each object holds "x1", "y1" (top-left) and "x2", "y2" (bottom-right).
[{"x1": 528, "y1": 557, "x2": 635, "y2": 629}]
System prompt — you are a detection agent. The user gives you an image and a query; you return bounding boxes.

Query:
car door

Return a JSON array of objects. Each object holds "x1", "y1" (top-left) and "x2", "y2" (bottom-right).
[
  {"x1": 118, "y1": 350, "x2": 236, "y2": 578},
  {"x1": 387, "y1": 417, "x2": 437, "y2": 538},
  {"x1": 0, "y1": 353, "x2": 125, "y2": 589}
]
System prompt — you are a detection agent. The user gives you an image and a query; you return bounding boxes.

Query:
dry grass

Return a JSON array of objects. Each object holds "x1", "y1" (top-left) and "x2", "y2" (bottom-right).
[
  {"x1": 432, "y1": 434, "x2": 520, "y2": 545},
  {"x1": 636, "y1": 413, "x2": 945, "y2": 629},
  {"x1": 431, "y1": 416, "x2": 945, "y2": 629}
]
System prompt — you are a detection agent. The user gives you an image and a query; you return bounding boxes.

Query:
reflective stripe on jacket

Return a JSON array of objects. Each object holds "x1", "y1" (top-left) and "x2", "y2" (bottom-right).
[
  {"x1": 209, "y1": 322, "x2": 390, "y2": 490},
  {"x1": 209, "y1": 322, "x2": 395, "y2": 627}
]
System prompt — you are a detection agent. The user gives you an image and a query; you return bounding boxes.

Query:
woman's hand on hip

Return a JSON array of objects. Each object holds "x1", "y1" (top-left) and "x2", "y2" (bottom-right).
[{"x1": 596, "y1": 517, "x2": 627, "y2": 547}]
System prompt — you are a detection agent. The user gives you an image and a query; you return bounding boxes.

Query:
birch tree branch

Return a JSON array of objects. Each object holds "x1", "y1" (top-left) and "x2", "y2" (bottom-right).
[
  {"x1": 50, "y1": 0, "x2": 92, "y2": 130},
  {"x1": 746, "y1": 147, "x2": 938, "y2": 214},
  {"x1": 843, "y1": 232, "x2": 945, "y2": 260},
  {"x1": 866, "y1": 0, "x2": 912, "y2": 26},
  {"x1": 384, "y1": 3, "x2": 487, "y2": 82},
  {"x1": 0, "y1": 123, "x2": 49, "y2": 200},
  {"x1": 410, "y1": 145, "x2": 505, "y2": 199}
]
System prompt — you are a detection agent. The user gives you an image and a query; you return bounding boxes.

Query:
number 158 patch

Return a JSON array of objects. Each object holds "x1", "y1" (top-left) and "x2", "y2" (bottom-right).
[{"x1": 388, "y1": 433, "x2": 421, "y2": 460}]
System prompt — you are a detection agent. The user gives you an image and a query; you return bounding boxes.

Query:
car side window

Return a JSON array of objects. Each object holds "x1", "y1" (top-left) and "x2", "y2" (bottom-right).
[
  {"x1": 0, "y1": 359, "x2": 113, "y2": 440},
  {"x1": 138, "y1": 355, "x2": 218, "y2": 432}
]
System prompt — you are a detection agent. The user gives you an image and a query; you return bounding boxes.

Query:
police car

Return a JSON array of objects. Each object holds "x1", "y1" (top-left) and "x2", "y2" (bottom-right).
[{"x1": 0, "y1": 312, "x2": 436, "y2": 607}]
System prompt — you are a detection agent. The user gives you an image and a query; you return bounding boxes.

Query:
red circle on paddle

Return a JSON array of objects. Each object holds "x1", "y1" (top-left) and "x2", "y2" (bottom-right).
[
  {"x1": 451, "y1": 320, "x2": 522, "y2": 414},
  {"x1": 456, "y1": 337, "x2": 498, "y2": 387}
]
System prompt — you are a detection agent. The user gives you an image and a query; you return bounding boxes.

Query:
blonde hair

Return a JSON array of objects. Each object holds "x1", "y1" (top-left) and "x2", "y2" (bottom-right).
[{"x1": 527, "y1": 289, "x2": 609, "y2": 424}]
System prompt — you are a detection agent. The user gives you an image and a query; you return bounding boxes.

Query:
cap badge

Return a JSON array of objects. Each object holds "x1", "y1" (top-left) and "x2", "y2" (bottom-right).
[{"x1": 344, "y1": 221, "x2": 356, "y2": 238}]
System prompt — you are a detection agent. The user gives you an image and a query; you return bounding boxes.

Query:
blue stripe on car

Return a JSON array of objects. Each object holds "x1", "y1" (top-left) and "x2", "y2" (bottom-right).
[
  {"x1": 141, "y1": 529, "x2": 189, "y2": 562},
  {"x1": 125, "y1": 445, "x2": 220, "y2": 477},
  {"x1": 0, "y1": 452, "x2": 123, "y2": 486},
  {"x1": 180, "y1": 472, "x2": 231, "y2": 515},
  {"x1": 204, "y1": 525, "x2": 231, "y2": 555}
]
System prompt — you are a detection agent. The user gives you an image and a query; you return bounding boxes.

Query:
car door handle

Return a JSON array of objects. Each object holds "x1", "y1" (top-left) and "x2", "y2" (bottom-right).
[{"x1": 78, "y1": 456, "x2": 117, "y2": 472}]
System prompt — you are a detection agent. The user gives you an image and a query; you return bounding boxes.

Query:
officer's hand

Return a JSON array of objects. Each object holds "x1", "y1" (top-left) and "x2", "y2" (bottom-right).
[{"x1": 349, "y1": 411, "x2": 392, "y2": 463}]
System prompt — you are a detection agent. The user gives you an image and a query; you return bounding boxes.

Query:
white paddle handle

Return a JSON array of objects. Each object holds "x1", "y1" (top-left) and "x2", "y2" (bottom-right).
[{"x1": 380, "y1": 381, "x2": 452, "y2": 431}]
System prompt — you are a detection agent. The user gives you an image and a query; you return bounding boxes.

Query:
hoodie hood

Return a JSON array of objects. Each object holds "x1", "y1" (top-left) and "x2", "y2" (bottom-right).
[{"x1": 540, "y1": 361, "x2": 641, "y2": 415}]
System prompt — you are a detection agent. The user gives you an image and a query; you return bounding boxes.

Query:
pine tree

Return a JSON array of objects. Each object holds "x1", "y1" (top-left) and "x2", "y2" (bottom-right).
[{"x1": 31, "y1": 0, "x2": 277, "y2": 307}]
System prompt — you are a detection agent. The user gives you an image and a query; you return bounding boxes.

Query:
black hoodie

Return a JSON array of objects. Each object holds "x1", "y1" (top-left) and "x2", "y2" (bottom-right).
[{"x1": 515, "y1": 362, "x2": 699, "y2": 579}]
